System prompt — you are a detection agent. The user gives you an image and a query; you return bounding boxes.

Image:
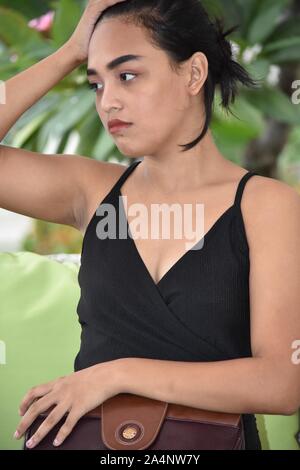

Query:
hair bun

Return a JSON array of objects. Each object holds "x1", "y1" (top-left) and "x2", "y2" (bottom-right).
[{"x1": 213, "y1": 17, "x2": 239, "y2": 59}]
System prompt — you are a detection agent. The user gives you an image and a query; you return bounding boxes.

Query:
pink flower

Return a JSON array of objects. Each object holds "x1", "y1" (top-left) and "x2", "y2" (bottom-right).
[{"x1": 28, "y1": 11, "x2": 55, "y2": 32}]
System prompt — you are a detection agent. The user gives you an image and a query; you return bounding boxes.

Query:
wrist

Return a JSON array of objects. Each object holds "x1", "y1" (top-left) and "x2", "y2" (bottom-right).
[
  {"x1": 109, "y1": 357, "x2": 135, "y2": 395},
  {"x1": 62, "y1": 39, "x2": 87, "y2": 67},
  {"x1": 56, "y1": 41, "x2": 86, "y2": 70},
  {"x1": 92, "y1": 358, "x2": 133, "y2": 397}
]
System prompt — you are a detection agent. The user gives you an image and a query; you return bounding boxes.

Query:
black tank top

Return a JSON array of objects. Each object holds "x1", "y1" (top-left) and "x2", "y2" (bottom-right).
[{"x1": 74, "y1": 159, "x2": 261, "y2": 450}]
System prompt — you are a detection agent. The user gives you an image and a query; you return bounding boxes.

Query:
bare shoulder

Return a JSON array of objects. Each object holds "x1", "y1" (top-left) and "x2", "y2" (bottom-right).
[
  {"x1": 75, "y1": 158, "x2": 128, "y2": 236},
  {"x1": 240, "y1": 172, "x2": 300, "y2": 251}
]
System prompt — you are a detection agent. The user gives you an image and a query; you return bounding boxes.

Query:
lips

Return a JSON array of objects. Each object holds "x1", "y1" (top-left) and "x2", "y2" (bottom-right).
[
  {"x1": 108, "y1": 122, "x2": 132, "y2": 134},
  {"x1": 108, "y1": 119, "x2": 131, "y2": 130}
]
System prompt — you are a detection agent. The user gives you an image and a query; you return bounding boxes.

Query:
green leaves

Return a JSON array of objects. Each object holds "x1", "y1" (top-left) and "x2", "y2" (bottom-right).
[
  {"x1": 246, "y1": 0, "x2": 289, "y2": 45},
  {"x1": 0, "y1": 7, "x2": 45, "y2": 50},
  {"x1": 36, "y1": 88, "x2": 95, "y2": 153},
  {"x1": 50, "y1": 0, "x2": 83, "y2": 49},
  {"x1": 243, "y1": 87, "x2": 300, "y2": 125},
  {"x1": 0, "y1": 0, "x2": 53, "y2": 19}
]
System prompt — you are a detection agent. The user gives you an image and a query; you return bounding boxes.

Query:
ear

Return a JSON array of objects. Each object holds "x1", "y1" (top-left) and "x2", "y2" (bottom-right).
[{"x1": 186, "y1": 52, "x2": 208, "y2": 95}]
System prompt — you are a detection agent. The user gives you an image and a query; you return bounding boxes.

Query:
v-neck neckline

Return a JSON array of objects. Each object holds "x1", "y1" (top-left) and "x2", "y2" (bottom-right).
[
  {"x1": 119, "y1": 193, "x2": 235, "y2": 287},
  {"x1": 117, "y1": 160, "x2": 241, "y2": 288}
]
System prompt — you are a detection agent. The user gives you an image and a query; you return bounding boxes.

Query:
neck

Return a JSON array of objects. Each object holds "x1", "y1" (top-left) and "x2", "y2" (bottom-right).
[{"x1": 139, "y1": 130, "x2": 228, "y2": 194}]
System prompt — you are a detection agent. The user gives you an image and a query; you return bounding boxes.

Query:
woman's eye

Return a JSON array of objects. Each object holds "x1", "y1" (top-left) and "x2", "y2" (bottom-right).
[
  {"x1": 120, "y1": 72, "x2": 136, "y2": 83},
  {"x1": 88, "y1": 83, "x2": 102, "y2": 92},
  {"x1": 88, "y1": 73, "x2": 137, "y2": 93}
]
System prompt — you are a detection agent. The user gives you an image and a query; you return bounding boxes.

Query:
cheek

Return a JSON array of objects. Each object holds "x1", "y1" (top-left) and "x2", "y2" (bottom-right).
[
  {"x1": 166, "y1": 79, "x2": 188, "y2": 114},
  {"x1": 154, "y1": 76, "x2": 186, "y2": 120},
  {"x1": 148, "y1": 84, "x2": 185, "y2": 134}
]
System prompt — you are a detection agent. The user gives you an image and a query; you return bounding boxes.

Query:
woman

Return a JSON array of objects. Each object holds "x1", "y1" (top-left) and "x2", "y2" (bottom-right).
[{"x1": 3, "y1": 0, "x2": 299, "y2": 450}]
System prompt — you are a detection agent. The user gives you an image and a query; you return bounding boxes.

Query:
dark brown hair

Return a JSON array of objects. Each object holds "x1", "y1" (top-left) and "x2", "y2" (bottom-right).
[{"x1": 93, "y1": 0, "x2": 260, "y2": 152}]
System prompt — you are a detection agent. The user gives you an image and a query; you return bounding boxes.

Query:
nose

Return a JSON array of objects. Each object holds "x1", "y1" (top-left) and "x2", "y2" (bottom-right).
[{"x1": 96, "y1": 82, "x2": 123, "y2": 115}]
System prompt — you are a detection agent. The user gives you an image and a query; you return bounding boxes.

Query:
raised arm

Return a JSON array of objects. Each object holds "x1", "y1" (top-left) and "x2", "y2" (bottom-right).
[{"x1": 0, "y1": 0, "x2": 128, "y2": 230}]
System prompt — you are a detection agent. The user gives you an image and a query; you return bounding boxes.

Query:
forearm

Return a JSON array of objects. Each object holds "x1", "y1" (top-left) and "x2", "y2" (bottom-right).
[
  {"x1": 116, "y1": 356, "x2": 297, "y2": 416},
  {"x1": 0, "y1": 41, "x2": 83, "y2": 141}
]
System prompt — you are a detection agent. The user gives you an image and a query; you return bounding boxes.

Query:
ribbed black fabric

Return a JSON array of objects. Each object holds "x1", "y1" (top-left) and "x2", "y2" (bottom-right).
[{"x1": 74, "y1": 159, "x2": 261, "y2": 450}]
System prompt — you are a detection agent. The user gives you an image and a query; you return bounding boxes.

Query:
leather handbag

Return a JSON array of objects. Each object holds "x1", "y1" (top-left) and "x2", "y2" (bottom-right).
[{"x1": 23, "y1": 393, "x2": 245, "y2": 450}]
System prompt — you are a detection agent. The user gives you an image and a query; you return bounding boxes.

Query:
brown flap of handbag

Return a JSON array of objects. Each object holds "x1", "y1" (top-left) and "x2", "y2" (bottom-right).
[
  {"x1": 98, "y1": 393, "x2": 242, "y2": 450},
  {"x1": 101, "y1": 393, "x2": 168, "y2": 450}
]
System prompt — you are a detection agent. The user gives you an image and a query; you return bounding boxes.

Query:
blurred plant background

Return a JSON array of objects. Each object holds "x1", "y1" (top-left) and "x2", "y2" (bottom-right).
[{"x1": 0, "y1": 0, "x2": 300, "y2": 254}]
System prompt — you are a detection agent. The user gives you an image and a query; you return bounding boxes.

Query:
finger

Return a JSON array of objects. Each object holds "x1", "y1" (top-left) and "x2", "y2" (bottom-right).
[
  {"x1": 52, "y1": 408, "x2": 82, "y2": 447},
  {"x1": 19, "y1": 379, "x2": 58, "y2": 416},
  {"x1": 15, "y1": 393, "x2": 56, "y2": 440},
  {"x1": 25, "y1": 403, "x2": 68, "y2": 449}
]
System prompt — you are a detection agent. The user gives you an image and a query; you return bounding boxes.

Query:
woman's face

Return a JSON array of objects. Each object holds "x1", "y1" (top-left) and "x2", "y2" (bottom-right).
[{"x1": 88, "y1": 18, "x2": 205, "y2": 159}]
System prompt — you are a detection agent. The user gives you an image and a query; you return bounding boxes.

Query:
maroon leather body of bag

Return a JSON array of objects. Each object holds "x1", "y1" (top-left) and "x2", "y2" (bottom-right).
[{"x1": 23, "y1": 393, "x2": 245, "y2": 450}]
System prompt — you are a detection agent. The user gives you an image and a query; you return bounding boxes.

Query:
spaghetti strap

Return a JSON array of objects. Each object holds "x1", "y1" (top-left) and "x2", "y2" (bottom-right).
[
  {"x1": 114, "y1": 159, "x2": 142, "y2": 192},
  {"x1": 234, "y1": 171, "x2": 258, "y2": 208}
]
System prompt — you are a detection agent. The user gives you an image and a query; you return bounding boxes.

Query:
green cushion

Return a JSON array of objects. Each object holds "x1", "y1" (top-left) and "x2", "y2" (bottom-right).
[
  {"x1": 0, "y1": 251, "x2": 298, "y2": 450},
  {"x1": 0, "y1": 252, "x2": 81, "y2": 450}
]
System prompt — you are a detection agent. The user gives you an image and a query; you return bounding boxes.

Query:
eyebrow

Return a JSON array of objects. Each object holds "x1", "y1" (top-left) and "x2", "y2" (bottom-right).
[{"x1": 87, "y1": 54, "x2": 144, "y2": 77}]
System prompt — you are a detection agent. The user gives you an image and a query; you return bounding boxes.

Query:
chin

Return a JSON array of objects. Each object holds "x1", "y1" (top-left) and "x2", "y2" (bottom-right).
[{"x1": 116, "y1": 146, "x2": 144, "y2": 159}]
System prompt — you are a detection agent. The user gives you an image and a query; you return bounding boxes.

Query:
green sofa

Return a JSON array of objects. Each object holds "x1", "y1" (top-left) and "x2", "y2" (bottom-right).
[{"x1": 0, "y1": 251, "x2": 299, "y2": 450}]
